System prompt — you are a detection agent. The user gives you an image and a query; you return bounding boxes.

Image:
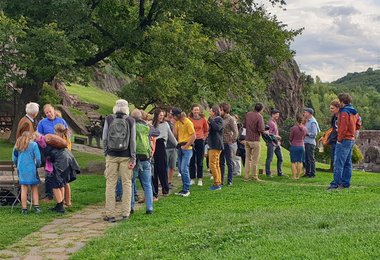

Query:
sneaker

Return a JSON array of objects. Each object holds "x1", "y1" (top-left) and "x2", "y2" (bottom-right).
[
  {"x1": 175, "y1": 190, "x2": 184, "y2": 196},
  {"x1": 130, "y1": 209, "x2": 135, "y2": 214},
  {"x1": 190, "y1": 179, "x2": 195, "y2": 185},
  {"x1": 21, "y1": 208, "x2": 28, "y2": 215},
  {"x1": 116, "y1": 195, "x2": 122, "y2": 202},
  {"x1": 197, "y1": 180, "x2": 203, "y2": 186},
  {"x1": 177, "y1": 173, "x2": 182, "y2": 177},
  {"x1": 138, "y1": 197, "x2": 146, "y2": 204},
  {"x1": 327, "y1": 186, "x2": 338, "y2": 191},
  {"x1": 153, "y1": 197, "x2": 159, "y2": 202},
  {"x1": 33, "y1": 206, "x2": 42, "y2": 214},
  {"x1": 103, "y1": 216, "x2": 116, "y2": 223},
  {"x1": 227, "y1": 182, "x2": 232, "y2": 186},
  {"x1": 146, "y1": 210, "x2": 153, "y2": 215},
  {"x1": 180, "y1": 191, "x2": 190, "y2": 197},
  {"x1": 208, "y1": 185, "x2": 222, "y2": 190},
  {"x1": 266, "y1": 174, "x2": 273, "y2": 178},
  {"x1": 210, "y1": 176, "x2": 214, "y2": 180},
  {"x1": 253, "y1": 177, "x2": 261, "y2": 182}
]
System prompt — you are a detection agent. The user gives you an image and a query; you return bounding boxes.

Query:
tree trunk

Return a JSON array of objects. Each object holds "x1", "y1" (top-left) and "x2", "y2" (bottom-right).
[{"x1": 8, "y1": 79, "x2": 43, "y2": 143}]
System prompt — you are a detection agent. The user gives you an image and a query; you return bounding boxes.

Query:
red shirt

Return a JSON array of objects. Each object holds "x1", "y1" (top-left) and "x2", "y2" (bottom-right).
[{"x1": 189, "y1": 117, "x2": 209, "y2": 140}]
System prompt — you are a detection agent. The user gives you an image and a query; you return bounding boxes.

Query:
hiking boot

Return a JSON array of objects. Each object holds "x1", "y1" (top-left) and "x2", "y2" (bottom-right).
[
  {"x1": 21, "y1": 208, "x2": 28, "y2": 215},
  {"x1": 103, "y1": 216, "x2": 116, "y2": 223}
]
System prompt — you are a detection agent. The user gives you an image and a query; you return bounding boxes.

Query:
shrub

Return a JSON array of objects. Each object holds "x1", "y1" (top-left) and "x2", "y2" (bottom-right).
[
  {"x1": 40, "y1": 83, "x2": 60, "y2": 107},
  {"x1": 352, "y1": 144, "x2": 363, "y2": 164}
]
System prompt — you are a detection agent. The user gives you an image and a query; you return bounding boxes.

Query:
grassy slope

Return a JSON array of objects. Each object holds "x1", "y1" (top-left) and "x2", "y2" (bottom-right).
[
  {"x1": 65, "y1": 84, "x2": 120, "y2": 116},
  {"x1": 72, "y1": 144, "x2": 380, "y2": 259}
]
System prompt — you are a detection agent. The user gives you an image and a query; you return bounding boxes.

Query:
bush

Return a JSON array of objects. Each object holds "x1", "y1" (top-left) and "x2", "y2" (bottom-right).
[{"x1": 352, "y1": 144, "x2": 363, "y2": 164}]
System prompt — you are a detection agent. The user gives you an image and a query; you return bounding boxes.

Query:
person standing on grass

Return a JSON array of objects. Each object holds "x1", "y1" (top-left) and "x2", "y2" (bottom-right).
[
  {"x1": 16, "y1": 102, "x2": 39, "y2": 139},
  {"x1": 172, "y1": 107, "x2": 196, "y2": 197},
  {"x1": 243, "y1": 103, "x2": 267, "y2": 181},
  {"x1": 37, "y1": 104, "x2": 69, "y2": 201},
  {"x1": 328, "y1": 93, "x2": 361, "y2": 190},
  {"x1": 165, "y1": 109, "x2": 178, "y2": 188},
  {"x1": 152, "y1": 109, "x2": 177, "y2": 199},
  {"x1": 207, "y1": 105, "x2": 224, "y2": 190},
  {"x1": 130, "y1": 109, "x2": 155, "y2": 214},
  {"x1": 289, "y1": 116, "x2": 307, "y2": 179},
  {"x1": 303, "y1": 108, "x2": 320, "y2": 178},
  {"x1": 54, "y1": 124, "x2": 75, "y2": 207},
  {"x1": 189, "y1": 104, "x2": 209, "y2": 186},
  {"x1": 319, "y1": 99, "x2": 340, "y2": 171},
  {"x1": 102, "y1": 99, "x2": 136, "y2": 222},
  {"x1": 232, "y1": 115, "x2": 242, "y2": 176},
  {"x1": 12, "y1": 131, "x2": 42, "y2": 214},
  {"x1": 265, "y1": 109, "x2": 283, "y2": 177},
  {"x1": 219, "y1": 103, "x2": 238, "y2": 186}
]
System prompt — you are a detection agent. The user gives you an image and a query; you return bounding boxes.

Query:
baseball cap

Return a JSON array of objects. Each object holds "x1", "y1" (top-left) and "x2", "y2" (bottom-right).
[
  {"x1": 171, "y1": 107, "x2": 182, "y2": 116},
  {"x1": 304, "y1": 108, "x2": 314, "y2": 115}
]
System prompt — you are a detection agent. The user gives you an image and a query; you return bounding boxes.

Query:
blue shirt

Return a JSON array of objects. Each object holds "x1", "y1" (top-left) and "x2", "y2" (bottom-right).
[
  {"x1": 304, "y1": 117, "x2": 320, "y2": 145},
  {"x1": 12, "y1": 142, "x2": 41, "y2": 185},
  {"x1": 37, "y1": 117, "x2": 68, "y2": 135}
]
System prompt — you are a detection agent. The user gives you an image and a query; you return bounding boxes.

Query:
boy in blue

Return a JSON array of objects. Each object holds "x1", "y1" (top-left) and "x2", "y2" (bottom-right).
[{"x1": 12, "y1": 132, "x2": 41, "y2": 214}]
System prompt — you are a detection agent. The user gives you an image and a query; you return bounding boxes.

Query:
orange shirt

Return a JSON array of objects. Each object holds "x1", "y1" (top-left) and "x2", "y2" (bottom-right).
[{"x1": 189, "y1": 117, "x2": 209, "y2": 140}]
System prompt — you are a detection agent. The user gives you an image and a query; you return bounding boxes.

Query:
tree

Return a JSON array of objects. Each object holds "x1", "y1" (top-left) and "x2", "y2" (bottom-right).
[{"x1": 0, "y1": 0, "x2": 299, "y2": 141}]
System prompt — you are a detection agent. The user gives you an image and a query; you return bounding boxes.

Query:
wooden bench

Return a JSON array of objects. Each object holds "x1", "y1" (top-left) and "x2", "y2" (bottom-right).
[{"x1": 74, "y1": 136, "x2": 88, "y2": 145}]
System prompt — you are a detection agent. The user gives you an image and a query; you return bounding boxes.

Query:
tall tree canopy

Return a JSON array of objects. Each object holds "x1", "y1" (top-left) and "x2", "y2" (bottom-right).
[{"x1": 0, "y1": 0, "x2": 300, "y2": 140}]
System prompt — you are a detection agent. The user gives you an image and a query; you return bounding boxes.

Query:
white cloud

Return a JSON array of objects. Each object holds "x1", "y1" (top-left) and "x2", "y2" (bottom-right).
[{"x1": 262, "y1": 0, "x2": 380, "y2": 82}]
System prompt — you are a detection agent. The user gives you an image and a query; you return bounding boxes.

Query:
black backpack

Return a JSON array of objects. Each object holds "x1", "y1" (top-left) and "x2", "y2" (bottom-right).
[{"x1": 107, "y1": 115, "x2": 130, "y2": 151}]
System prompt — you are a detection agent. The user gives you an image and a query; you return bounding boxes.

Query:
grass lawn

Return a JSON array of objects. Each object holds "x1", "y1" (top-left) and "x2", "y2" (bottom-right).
[{"x1": 72, "y1": 144, "x2": 380, "y2": 259}]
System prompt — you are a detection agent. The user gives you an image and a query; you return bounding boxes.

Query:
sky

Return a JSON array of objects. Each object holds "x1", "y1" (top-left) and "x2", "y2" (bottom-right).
[{"x1": 262, "y1": 0, "x2": 380, "y2": 82}]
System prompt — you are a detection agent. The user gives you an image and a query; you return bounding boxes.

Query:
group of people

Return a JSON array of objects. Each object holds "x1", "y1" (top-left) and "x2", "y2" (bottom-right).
[
  {"x1": 12, "y1": 103, "x2": 79, "y2": 214},
  {"x1": 10, "y1": 92, "x2": 361, "y2": 220},
  {"x1": 101, "y1": 92, "x2": 361, "y2": 222}
]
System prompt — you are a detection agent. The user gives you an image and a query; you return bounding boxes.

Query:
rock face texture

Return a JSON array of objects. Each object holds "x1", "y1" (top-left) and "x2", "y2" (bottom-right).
[
  {"x1": 268, "y1": 59, "x2": 305, "y2": 121},
  {"x1": 91, "y1": 66, "x2": 130, "y2": 93}
]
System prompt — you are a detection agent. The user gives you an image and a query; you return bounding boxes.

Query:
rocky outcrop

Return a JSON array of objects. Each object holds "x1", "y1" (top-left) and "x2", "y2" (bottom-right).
[
  {"x1": 91, "y1": 65, "x2": 130, "y2": 93},
  {"x1": 268, "y1": 59, "x2": 304, "y2": 121}
]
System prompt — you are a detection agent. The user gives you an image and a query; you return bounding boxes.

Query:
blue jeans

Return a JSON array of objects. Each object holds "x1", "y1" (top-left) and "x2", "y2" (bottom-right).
[
  {"x1": 330, "y1": 140, "x2": 355, "y2": 188},
  {"x1": 116, "y1": 175, "x2": 138, "y2": 198},
  {"x1": 265, "y1": 143, "x2": 283, "y2": 176},
  {"x1": 131, "y1": 160, "x2": 153, "y2": 212},
  {"x1": 177, "y1": 149, "x2": 192, "y2": 193}
]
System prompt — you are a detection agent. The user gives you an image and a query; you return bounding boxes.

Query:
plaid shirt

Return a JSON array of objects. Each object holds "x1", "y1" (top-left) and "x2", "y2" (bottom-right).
[{"x1": 222, "y1": 114, "x2": 238, "y2": 144}]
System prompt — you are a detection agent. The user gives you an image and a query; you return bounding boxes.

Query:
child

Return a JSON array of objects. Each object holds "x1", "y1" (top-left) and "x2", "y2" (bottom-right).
[
  {"x1": 12, "y1": 131, "x2": 41, "y2": 214},
  {"x1": 54, "y1": 124, "x2": 74, "y2": 208}
]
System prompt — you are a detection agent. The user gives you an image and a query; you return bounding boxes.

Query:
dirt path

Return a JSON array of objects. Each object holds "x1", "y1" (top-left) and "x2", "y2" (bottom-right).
[{"x1": 0, "y1": 203, "x2": 133, "y2": 260}]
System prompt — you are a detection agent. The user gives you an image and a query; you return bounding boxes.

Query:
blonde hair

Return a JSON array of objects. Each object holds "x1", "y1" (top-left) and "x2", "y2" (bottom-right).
[
  {"x1": 54, "y1": 124, "x2": 69, "y2": 140},
  {"x1": 15, "y1": 131, "x2": 34, "y2": 151},
  {"x1": 330, "y1": 99, "x2": 340, "y2": 108}
]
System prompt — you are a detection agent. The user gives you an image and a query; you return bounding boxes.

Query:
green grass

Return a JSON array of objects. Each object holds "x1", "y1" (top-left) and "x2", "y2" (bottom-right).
[
  {"x1": 72, "y1": 144, "x2": 380, "y2": 259},
  {"x1": 72, "y1": 151, "x2": 104, "y2": 170},
  {"x1": 66, "y1": 84, "x2": 120, "y2": 115},
  {"x1": 0, "y1": 174, "x2": 105, "y2": 250}
]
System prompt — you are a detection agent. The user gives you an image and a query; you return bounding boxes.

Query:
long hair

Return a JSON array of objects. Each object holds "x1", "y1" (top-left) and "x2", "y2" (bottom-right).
[
  {"x1": 188, "y1": 104, "x2": 205, "y2": 118},
  {"x1": 15, "y1": 131, "x2": 34, "y2": 151},
  {"x1": 152, "y1": 109, "x2": 163, "y2": 127},
  {"x1": 54, "y1": 124, "x2": 69, "y2": 140}
]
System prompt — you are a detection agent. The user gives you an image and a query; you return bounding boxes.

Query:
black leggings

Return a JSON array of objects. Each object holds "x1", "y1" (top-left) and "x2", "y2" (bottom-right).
[
  {"x1": 189, "y1": 139, "x2": 205, "y2": 179},
  {"x1": 153, "y1": 139, "x2": 169, "y2": 196}
]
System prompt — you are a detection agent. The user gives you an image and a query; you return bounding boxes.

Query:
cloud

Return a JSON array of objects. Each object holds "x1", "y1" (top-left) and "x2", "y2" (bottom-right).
[{"x1": 261, "y1": 0, "x2": 380, "y2": 81}]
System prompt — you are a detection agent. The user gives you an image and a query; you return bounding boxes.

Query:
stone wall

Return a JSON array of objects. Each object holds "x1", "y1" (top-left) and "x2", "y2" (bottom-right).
[{"x1": 356, "y1": 130, "x2": 380, "y2": 172}]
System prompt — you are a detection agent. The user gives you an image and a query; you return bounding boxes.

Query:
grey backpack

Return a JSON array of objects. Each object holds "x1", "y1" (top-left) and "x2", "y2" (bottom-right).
[{"x1": 107, "y1": 115, "x2": 130, "y2": 151}]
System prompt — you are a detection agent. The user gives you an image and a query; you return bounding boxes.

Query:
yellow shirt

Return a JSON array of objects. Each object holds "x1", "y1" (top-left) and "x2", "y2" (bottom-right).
[{"x1": 175, "y1": 117, "x2": 195, "y2": 150}]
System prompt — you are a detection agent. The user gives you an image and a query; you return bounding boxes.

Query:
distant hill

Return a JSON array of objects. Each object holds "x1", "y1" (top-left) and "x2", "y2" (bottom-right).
[{"x1": 333, "y1": 68, "x2": 380, "y2": 92}]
